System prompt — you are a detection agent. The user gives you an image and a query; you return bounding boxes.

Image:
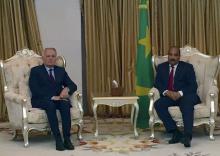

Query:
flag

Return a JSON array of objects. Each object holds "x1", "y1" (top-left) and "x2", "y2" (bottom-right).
[{"x1": 135, "y1": 0, "x2": 154, "y2": 128}]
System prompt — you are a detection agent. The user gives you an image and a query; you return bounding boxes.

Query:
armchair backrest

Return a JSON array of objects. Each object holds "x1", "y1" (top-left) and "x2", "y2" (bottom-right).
[
  {"x1": 0, "y1": 49, "x2": 65, "y2": 108},
  {"x1": 152, "y1": 46, "x2": 220, "y2": 103}
]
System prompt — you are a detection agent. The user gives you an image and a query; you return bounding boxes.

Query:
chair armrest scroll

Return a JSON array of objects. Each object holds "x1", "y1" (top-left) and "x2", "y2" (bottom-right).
[
  {"x1": 4, "y1": 92, "x2": 29, "y2": 128},
  {"x1": 148, "y1": 87, "x2": 160, "y2": 117},
  {"x1": 70, "y1": 91, "x2": 83, "y2": 118},
  {"x1": 4, "y1": 92, "x2": 27, "y2": 104},
  {"x1": 148, "y1": 87, "x2": 160, "y2": 102},
  {"x1": 206, "y1": 85, "x2": 219, "y2": 118}
]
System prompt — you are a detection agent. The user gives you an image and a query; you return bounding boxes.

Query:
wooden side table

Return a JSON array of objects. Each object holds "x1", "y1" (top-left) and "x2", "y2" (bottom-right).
[{"x1": 92, "y1": 96, "x2": 139, "y2": 137}]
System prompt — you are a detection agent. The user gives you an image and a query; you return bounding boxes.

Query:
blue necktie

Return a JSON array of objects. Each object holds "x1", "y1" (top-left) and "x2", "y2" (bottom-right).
[{"x1": 49, "y1": 68, "x2": 55, "y2": 82}]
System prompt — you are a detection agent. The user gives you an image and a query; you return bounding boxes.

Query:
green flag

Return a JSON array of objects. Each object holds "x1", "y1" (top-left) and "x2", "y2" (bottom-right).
[{"x1": 136, "y1": 0, "x2": 154, "y2": 128}]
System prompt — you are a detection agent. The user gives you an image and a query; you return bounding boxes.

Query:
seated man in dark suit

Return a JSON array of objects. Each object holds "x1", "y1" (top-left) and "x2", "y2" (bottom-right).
[
  {"x1": 154, "y1": 46, "x2": 201, "y2": 147},
  {"x1": 29, "y1": 48, "x2": 77, "y2": 151}
]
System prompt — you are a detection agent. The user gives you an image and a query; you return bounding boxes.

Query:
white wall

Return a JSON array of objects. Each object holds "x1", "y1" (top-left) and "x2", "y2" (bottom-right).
[{"x1": 35, "y1": 0, "x2": 82, "y2": 90}]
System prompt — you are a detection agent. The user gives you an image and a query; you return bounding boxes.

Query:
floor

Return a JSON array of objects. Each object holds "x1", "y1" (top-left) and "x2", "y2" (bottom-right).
[{"x1": 1, "y1": 118, "x2": 220, "y2": 156}]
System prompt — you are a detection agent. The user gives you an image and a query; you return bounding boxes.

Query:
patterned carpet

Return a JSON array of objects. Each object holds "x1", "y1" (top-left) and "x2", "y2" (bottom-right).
[
  {"x1": 77, "y1": 117, "x2": 160, "y2": 153},
  {"x1": 0, "y1": 118, "x2": 215, "y2": 155},
  {"x1": 80, "y1": 135, "x2": 159, "y2": 153},
  {"x1": 168, "y1": 152, "x2": 209, "y2": 156},
  {"x1": 0, "y1": 118, "x2": 161, "y2": 153}
]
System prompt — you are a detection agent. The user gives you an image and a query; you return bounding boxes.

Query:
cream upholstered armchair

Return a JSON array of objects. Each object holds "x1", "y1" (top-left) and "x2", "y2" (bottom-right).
[
  {"x1": 0, "y1": 49, "x2": 83, "y2": 147},
  {"x1": 148, "y1": 46, "x2": 220, "y2": 140}
]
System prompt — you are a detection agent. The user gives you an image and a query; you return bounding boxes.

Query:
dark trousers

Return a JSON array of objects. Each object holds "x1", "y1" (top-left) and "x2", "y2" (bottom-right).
[
  {"x1": 33, "y1": 100, "x2": 71, "y2": 141},
  {"x1": 154, "y1": 94, "x2": 200, "y2": 135}
]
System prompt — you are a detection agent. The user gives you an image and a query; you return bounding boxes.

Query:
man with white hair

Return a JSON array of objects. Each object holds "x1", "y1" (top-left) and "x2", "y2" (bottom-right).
[{"x1": 29, "y1": 48, "x2": 77, "y2": 151}]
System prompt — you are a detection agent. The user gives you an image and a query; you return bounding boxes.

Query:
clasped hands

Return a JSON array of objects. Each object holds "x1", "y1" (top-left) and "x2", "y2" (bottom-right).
[
  {"x1": 51, "y1": 87, "x2": 69, "y2": 101},
  {"x1": 164, "y1": 90, "x2": 181, "y2": 101}
]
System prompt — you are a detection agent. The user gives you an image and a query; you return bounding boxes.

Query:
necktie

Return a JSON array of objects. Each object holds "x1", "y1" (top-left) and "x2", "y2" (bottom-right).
[
  {"x1": 49, "y1": 68, "x2": 55, "y2": 82},
  {"x1": 167, "y1": 65, "x2": 174, "y2": 90}
]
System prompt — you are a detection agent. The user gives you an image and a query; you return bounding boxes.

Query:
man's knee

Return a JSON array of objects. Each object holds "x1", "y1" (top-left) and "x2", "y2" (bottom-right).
[
  {"x1": 60, "y1": 100, "x2": 71, "y2": 106},
  {"x1": 154, "y1": 99, "x2": 165, "y2": 111},
  {"x1": 58, "y1": 101, "x2": 71, "y2": 111},
  {"x1": 154, "y1": 97, "x2": 169, "y2": 108},
  {"x1": 180, "y1": 94, "x2": 198, "y2": 105},
  {"x1": 45, "y1": 101, "x2": 56, "y2": 112}
]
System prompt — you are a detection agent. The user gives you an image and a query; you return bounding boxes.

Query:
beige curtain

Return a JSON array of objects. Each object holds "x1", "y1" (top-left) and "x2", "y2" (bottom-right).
[
  {"x1": 0, "y1": 0, "x2": 43, "y2": 120},
  {"x1": 83, "y1": 0, "x2": 138, "y2": 116},
  {"x1": 150, "y1": 0, "x2": 220, "y2": 55},
  {"x1": 150, "y1": 0, "x2": 220, "y2": 110}
]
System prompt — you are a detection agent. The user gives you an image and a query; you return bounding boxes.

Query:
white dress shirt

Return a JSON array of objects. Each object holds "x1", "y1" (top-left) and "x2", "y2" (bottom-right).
[{"x1": 163, "y1": 63, "x2": 183, "y2": 96}]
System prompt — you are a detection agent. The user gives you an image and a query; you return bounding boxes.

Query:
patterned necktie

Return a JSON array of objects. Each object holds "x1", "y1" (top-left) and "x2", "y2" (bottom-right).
[
  {"x1": 49, "y1": 68, "x2": 55, "y2": 82},
  {"x1": 167, "y1": 65, "x2": 174, "y2": 90}
]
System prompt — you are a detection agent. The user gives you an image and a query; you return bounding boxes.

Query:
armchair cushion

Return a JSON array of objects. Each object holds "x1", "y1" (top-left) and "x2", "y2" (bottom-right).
[
  {"x1": 167, "y1": 104, "x2": 209, "y2": 119},
  {"x1": 153, "y1": 103, "x2": 210, "y2": 122},
  {"x1": 27, "y1": 107, "x2": 81, "y2": 124}
]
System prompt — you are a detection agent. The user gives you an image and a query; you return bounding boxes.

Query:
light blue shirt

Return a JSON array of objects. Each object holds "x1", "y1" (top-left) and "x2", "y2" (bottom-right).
[{"x1": 45, "y1": 66, "x2": 55, "y2": 79}]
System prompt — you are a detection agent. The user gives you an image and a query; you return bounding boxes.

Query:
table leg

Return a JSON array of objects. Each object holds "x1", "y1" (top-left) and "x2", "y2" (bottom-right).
[
  {"x1": 133, "y1": 102, "x2": 139, "y2": 137},
  {"x1": 131, "y1": 106, "x2": 134, "y2": 125},
  {"x1": 93, "y1": 103, "x2": 99, "y2": 137}
]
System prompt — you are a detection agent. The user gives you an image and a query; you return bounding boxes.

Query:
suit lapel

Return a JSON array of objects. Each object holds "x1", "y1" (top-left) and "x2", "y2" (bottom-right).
[
  {"x1": 164, "y1": 62, "x2": 170, "y2": 86},
  {"x1": 174, "y1": 61, "x2": 183, "y2": 84},
  {"x1": 40, "y1": 65, "x2": 50, "y2": 81},
  {"x1": 54, "y1": 66, "x2": 60, "y2": 83}
]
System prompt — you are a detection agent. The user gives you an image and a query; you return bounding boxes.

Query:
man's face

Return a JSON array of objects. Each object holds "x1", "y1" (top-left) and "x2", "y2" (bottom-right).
[
  {"x1": 42, "y1": 49, "x2": 57, "y2": 67},
  {"x1": 168, "y1": 48, "x2": 180, "y2": 65}
]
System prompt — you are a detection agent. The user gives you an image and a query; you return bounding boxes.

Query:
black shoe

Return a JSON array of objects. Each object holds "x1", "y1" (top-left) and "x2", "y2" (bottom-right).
[
  {"x1": 56, "y1": 141, "x2": 65, "y2": 151},
  {"x1": 168, "y1": 129, "x2": 183, "y2": 144},
  {"x1": 181, "y1": 135, "x2": 191, "y2": 148},
  {"x1": 64, "y1": 139, "x2": 75, "y2": 150}
]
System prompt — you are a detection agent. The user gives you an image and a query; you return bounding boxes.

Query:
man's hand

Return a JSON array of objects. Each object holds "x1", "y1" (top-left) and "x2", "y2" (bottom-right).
[
  {"x1": 172, "y1": 91, "x2": 181, "y2": 100},
  {"x1": 165, "y1": 91, "x2": 181, "y2": 101},
  {"x1": 60, "y1": 87, "x2": 70, "y2": 99},
  {"x1": 51, "y1": 96, "x2": 61, "y2": 101}
]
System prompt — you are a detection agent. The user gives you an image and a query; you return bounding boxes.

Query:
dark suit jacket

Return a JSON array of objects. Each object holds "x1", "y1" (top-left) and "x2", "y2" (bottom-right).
[
  {"x1": 154, "y1": 61, "x2": 198, "y2": 97},
  {"x1": 29, "y1": 65, "x2": 77, "y2": 108}
]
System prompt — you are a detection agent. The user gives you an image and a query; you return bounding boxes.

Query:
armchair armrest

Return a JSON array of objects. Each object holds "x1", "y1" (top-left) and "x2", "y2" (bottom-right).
[
  {"x1": 4, "y1": 92, "x2": 27, "y2": 104},
  {"x1": 148, "y1": 87, "x2": 160, "y2": 102},
  {"x1": 4, "y1": 92, "x2": 29, "y2": 129},
  {"x1": 148, "y1": 87, "x2": 160, "y2": 121},
  {"x1": 206, "y1": 85, "x2": 219, "y2": 118},
  {"x1": 148, "y1": 87, "x2": 160, "y2": 139},
  {"x1": 70, "y1": 91, "x2": 83, "y2": 118},
  {"x1": 148, "y1": 88, "x2": 160, "y2": 113}
]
